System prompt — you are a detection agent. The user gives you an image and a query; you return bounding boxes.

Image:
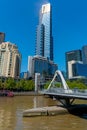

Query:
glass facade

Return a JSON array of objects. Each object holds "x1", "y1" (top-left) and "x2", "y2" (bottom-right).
[
  {"x1": 72, "y1": 63, "x2": 87, "y2": 77},
  {"x1": 66, "y1": 50, "x2": 82, "y2": 62},
  {"x1": 82, "y1": 45, "x2": 87, "y2": 64},
  {"x1": 65, "y1": 50, "x2": 82, "y2": 78},
  {"x1": 34, "y1": 57, "x2": 57, "y2": 75},
  {"x1": 28, "y1": 56, "x2": 58, "y2": 77},
  {"x1": 35, "y1": 24, "x2": 44, "y2": 56},
  {"x1": 35, "y1": 3, "x2": 53, "y2": 61}
]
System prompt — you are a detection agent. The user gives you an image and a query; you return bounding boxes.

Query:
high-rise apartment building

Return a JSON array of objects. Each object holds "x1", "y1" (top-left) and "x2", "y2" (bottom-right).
[
  {"x1": 0, "y1": 42, "x2": 21, "y2": 78},
  {"x1": 0, "y1": 32, "x2": 5, "y2": 44},
  {"x1": 65, "y1": 50, "x2": 82, "y2": 78},
  {"x1": 35, "y1": 3, "x2": 53, "y2": 61},
  {"x1": 82, "y1": 45, "x2": 87, "y2": 64}
]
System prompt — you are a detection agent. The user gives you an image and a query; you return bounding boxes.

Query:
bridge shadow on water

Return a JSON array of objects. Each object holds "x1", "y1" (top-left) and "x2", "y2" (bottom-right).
[
  {"x1": 45, "y1": 95, "x2": 87, "y2": 119},
  {"x1": 66, "y1": 104, "x2": 87, "y2": 120}
]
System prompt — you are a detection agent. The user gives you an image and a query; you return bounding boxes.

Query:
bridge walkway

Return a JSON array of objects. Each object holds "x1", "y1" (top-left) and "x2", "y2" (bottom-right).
[{"x1": 40, "y1": 70, "x2": 87, "y2": 106}]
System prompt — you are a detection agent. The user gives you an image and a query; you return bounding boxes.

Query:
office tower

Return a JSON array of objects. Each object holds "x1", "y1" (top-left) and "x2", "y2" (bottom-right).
[
  {"x1": 0, "y1": 32, "x2": 5, "y2": 44},
  {"x1": 35, "y1": 3, "x2": 53, "y2": 61},
  {"x1": 28, "y1": 55, "x2": 58, "y2": 78},
  {"x1": 65, "y1": 50, "x2": 82, "y2": 78},
  {"x1": 82, "y1": 45, "x2": 87, "y2": 64},
  {"x1": 72, "y1": 61, "x2": 87, "y2": 78},
  {"x1": 0, "y1": 42, "x2": 21, "y2": 78}
]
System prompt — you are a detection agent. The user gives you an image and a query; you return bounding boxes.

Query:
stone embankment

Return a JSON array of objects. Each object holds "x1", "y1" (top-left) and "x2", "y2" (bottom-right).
[
  {"x1": 13, "y1": 91, "x2": 42, "y2": 96},
  {"x1": 23, "y1": 106, "x2": 68, "y2": 117},
  {"x1": 23, "y1": 104, "x2": 87, "y2": 117}
]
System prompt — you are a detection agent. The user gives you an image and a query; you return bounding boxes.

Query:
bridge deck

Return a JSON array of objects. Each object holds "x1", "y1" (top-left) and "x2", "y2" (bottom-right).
[{"x1": 41, "y1": 88, "x2": 87, "y2": 100}]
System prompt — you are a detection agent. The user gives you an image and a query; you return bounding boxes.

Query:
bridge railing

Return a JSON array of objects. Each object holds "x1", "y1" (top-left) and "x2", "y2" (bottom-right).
[{"x1": 41, "y1": 87, "x2": 87, "y2": 96}]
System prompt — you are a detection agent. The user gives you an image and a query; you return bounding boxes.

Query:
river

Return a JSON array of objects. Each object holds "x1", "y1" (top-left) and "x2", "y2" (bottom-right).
[{"x1": 0, "y1": 95, "x2": 87, "y2": 130}]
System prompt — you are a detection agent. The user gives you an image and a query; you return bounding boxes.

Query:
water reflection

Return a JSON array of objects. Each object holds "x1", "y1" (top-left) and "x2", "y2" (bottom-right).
[
  {"x1": 33, "y1": 96, "x2": 47, "y2": 108},
  {"x1": 15, "y1": 110, "x2": 23, "y2": 130},
  {"x1": 0, "y1": 109, "x2": 13, "y2": 130}
]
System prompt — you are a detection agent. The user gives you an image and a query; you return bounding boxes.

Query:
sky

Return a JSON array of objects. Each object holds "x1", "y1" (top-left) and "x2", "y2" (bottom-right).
[{"x1": 0, "y1": 0, "x2": 87, "y2": 72}]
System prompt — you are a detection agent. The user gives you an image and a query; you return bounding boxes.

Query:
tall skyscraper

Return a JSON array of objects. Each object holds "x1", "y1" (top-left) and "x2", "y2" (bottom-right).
[
  {"x1": 0, "y1": 32, "x2": 5, "y2": 44},
  {"x1": 65, "y1": 50, "x2": 82, "y2": 78},
  {"x1": 82, "y1": 45, "x2": 87, "y2": 64},
  {"x1": 35, "y1": 3, "x2": 53, "y2": 61},
  {"x1": 0, "y1": 42, "x2": 21, "y2": 78}
]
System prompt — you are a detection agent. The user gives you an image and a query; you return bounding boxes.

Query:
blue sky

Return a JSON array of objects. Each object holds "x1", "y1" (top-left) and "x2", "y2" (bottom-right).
[{"x1": 0, "y1": 0, "x2": 87, "y2": 72}]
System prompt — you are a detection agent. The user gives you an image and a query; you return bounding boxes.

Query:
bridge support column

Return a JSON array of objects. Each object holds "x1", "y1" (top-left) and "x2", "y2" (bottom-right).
[
  {"x1": 65, "y1": 99, "x2": 71, "y2": 106},
  {"x1": 59, "y1": 99, "x2": 71, "y2": 107}
]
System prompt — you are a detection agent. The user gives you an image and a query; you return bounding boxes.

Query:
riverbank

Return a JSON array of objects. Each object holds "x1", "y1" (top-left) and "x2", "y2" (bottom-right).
[{"x1": 13, "y1": 91, "x2": 42, "y2": 96}]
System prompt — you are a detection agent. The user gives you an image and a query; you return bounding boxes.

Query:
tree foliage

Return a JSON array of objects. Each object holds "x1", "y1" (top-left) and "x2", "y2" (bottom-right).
[
  {"x1": 67, "y1": 80, "x2": 87, "y2": 89},
  {"x1": 5, "y1": 78, "x2": 16, "y2": 90},
  {"x1": 44, "y1": 80, "x2": 51, "y2": 89},
  {"x1": 0, "y1": 78, "x2": 35, "y2": 91},
  {"x1": 44, "y1": 79, "x2": 87, "y2": 90}
]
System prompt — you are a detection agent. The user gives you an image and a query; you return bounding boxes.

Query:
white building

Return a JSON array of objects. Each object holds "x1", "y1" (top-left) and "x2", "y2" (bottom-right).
[
  {"x1": 68, "y1": 60, "x2": 83, "y2": 79},
  {"x1": 0, "y1": 42, "x2": 21, "y2": 78}
]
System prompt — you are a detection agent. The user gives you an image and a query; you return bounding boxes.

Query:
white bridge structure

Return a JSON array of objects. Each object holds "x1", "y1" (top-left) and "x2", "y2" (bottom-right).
[
  {"x1": 47, "y1": 70, "x2": 69, "y2": 90},
  {"x1": 41, "y1": 70, "x2": 87, "y2": 106}
]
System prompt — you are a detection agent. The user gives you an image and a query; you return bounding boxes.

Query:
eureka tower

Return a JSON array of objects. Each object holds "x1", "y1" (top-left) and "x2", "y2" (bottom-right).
[{"x1": 35, "y1": 3, "x2": 53, "y2": 61}]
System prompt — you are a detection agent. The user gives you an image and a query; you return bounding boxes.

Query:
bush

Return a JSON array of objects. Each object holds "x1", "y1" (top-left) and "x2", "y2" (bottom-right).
[{"x1": 67, "y1": 80, "x2": 87, "y2": 89}]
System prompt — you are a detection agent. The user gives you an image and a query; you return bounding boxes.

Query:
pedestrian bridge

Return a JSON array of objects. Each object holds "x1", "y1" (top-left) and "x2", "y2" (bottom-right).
[{"x1": 41, "y1": 70, "x2": 87, "y2": 106}]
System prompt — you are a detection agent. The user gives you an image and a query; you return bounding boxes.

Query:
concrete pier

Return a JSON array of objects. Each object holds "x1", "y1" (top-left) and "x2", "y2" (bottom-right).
[{"x1": 23, "y1": 106, "x2": 68, "y2": 117}]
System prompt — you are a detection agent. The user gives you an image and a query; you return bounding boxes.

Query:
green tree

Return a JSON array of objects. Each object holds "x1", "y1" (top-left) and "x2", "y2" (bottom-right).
[
  {"x1": 16, "y1": 79, "x2": 26, "y2": 91},
  {"x1": 15, "y1": 79, "x2": 35, "y2": 91},
  {"x1": 44, "y1": 80, "x2": 51, "y2": 89},
  {"x1": 5, "y1": 78, "x2": 16, "y2": 90},
  {"x1": 67, "y1": 80, "x2": 87, "y2": 89},
  {"x1": 25, "y1": 80, "x2": 34, "y2": 91}
]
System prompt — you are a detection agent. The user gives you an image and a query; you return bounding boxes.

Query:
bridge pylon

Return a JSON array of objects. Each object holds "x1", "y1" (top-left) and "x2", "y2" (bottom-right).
[
  {"x1": 47, "y1": 70, "x2": 73, "y2": 106},
  {"x1": 47, "y1": 70, "x2": 69, "y2": 90}
]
